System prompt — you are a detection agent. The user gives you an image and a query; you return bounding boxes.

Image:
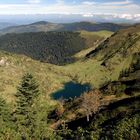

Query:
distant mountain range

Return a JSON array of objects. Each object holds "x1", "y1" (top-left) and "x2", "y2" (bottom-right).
[
  {"x1": 0, "y1": 22, "x2": 17, "y2": 30},
  {"x1": 0, "y1": 21, "x2": 130, "y2": 34}
]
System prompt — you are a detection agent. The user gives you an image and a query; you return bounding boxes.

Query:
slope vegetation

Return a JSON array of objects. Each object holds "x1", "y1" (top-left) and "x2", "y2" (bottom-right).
[
  {"x1": 0, "y1": 24, "x2": 139, "y2": 99},
  {"x1": 0, "y1": 51, "x2": 71, "y2": 103},
  {"x1": 0, "y1": 31, "x2": 111, "y2": 65},
  {"x1": 86, "y1": 24, "x2": 140, "y2": 79},
  {"x1": 0, "y1": 23, "x2": 140, "y2": 140}
]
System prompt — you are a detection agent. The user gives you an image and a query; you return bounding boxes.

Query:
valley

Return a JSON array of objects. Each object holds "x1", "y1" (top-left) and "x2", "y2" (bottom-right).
[{"x1": 0, "y1": 22, "x2": 140, "y2": 140}]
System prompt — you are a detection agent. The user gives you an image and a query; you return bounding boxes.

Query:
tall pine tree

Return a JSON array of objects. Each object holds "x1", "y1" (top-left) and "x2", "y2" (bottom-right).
[
  {"x1": 0, "y1": 97, "x2": 14, "y2": 138},
  {"x1": 0, "y1": 97, "x2": 10, "y2": 121},
  {"x1": 15, "y1": 73, "x2": 39, "y2": 138}
]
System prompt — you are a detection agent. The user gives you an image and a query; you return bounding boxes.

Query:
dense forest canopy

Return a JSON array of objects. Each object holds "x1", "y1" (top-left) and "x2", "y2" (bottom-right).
[{"x1": 0, "y1": 32, "x2": 87, "y2": 65}]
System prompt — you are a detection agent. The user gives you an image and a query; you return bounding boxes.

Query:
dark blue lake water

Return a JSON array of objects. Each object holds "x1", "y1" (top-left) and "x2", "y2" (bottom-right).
[{"x1": 51, "y1": 81, "x2": 91, "y2": 100}]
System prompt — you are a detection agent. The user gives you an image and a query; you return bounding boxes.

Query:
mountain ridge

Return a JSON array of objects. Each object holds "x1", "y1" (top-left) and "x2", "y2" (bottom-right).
[{"x1": 0, "y1": 21, "x2": 131, "y2": 35}]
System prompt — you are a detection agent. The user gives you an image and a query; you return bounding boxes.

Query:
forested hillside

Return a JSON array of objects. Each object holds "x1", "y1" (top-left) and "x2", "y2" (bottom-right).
[
  {"x1": 0, "y1": 31, "x2": 108, "y2": 65},
  {"x1": 60, "y1": 22, "x2": 130, "y2": 32},
  {"x1": 47, "y1": 25, "x2": 140, "y2": 139},
  {"x1": 56, "y1": 53, "x2": 140, "y2": 139},
  {"x1": 0, "y1": 24, "x2": 140, "y2": 139}
]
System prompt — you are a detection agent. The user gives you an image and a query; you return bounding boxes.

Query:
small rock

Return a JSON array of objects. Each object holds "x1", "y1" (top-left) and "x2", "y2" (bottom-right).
[{"x1": 0, "y1": 57, "x2": 9, "y2": 67}]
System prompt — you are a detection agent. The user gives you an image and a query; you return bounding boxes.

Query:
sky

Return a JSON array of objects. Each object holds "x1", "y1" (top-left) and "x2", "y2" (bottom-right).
[{"x1": 0, "y1": 0, "x2": 140, "y2": 22}]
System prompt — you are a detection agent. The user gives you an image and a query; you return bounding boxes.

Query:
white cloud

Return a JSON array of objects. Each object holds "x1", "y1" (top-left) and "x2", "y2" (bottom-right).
[
  {"x1": 83, "y1": 13, "x2": 94, "y2": 17},
  {"x1": 112, "y1": 13, "x2": 140, "y2": 20},
  {"x1": 103, "y1": 0, "x2": 133, "y2": 5},
  {"x1": 119, "y1": 14, "x2": 133, "y2": 20},
  {"x1": 82, "y1": 1, "x2": 96, "y2": 5},
  {"x1": 134, "y1": 14, "x2": 140, "y2": 18},
  {"x1": 0, "y1": 0, "x2": 139, "y2": 22},
  {"x1": 27, "y1": 0, "x2": 41, "y2": 4},
  {"x1": 82, "y1": 0, "x2": 133, "y2": 6}
]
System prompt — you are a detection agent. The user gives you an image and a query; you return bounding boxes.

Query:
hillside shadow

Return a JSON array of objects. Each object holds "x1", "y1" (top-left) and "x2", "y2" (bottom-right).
[
  {"x1": 51, "y1": 81, "x2": 91, "y2": 100},
  {"x1": 67, "y1": 95, "x2": 140, "y2": 130}
]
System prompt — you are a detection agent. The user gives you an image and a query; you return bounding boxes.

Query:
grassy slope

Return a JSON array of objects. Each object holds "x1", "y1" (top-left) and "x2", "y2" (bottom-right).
[
  {"x1": 0, "y1": 25, "x2": 140, "y2": 140},
  {"x1": 74, "y1": 30, "x2": 113, "y2": 59},
  {"x1": 0, "y1": 35, "x2": 111, "y2": 104},
  {"x1": 63, "y1": 59, "x2": 110, "y2": 88},
  {"x1": 1, "y1": 26, "x2": 140, "y2": 103},
  {"x1": 62, "y1": 57, "x2": 130, "y2": 88},
  {"x1": 0, "y1": 30, "x2": 113, "y2": 103},
  {"x1": 0, "y1": 52, "x2": 71, "y2": 103}
]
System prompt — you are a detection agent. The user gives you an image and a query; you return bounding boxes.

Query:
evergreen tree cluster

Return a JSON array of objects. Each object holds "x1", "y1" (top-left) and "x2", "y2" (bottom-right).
[
  {"x1": 0, "y1": 32, "x2": 86, "y2": 65},
  {"x1": 0, "y1": 73, "x2": 140, "y2": 140},
  {"x1": 0, "y1": 73, "x2": 56, "y2": 139}
]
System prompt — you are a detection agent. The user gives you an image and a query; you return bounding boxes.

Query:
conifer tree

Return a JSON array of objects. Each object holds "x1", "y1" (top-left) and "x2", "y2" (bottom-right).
[
  {"x1": 0, "y1": 97, "x2": 13, "y2": 138},
  {"x1": 0, "y1": 97, "x2": 9, "y2": 121},
  {"x1": 15, "y1": 73, "x2": 39, "y2": 138}
]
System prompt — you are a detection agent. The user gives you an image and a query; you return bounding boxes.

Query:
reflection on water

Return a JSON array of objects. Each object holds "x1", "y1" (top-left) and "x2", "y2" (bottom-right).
[{"x1": 51, "y1": 81, "x2": 91, "y2": 100}]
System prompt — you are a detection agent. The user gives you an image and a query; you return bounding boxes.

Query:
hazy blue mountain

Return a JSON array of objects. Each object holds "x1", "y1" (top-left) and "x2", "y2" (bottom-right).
[
  {"x1": 0, "y1": 21, "x2": 130, "y2": 34},
  {"x1": 0, "y1": 22, "x2": 17, "y2": 29}
]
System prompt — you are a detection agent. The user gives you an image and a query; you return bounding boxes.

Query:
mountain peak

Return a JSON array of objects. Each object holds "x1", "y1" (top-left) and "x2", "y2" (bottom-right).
[{"x1": 30, "y1": 21, "x2": 50, "y2": 25}]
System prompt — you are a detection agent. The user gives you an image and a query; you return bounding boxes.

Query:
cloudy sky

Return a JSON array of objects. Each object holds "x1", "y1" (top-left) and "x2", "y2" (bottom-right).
[{"x1": 0, "y1": 0, "x2": 140, "y2": 22}]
